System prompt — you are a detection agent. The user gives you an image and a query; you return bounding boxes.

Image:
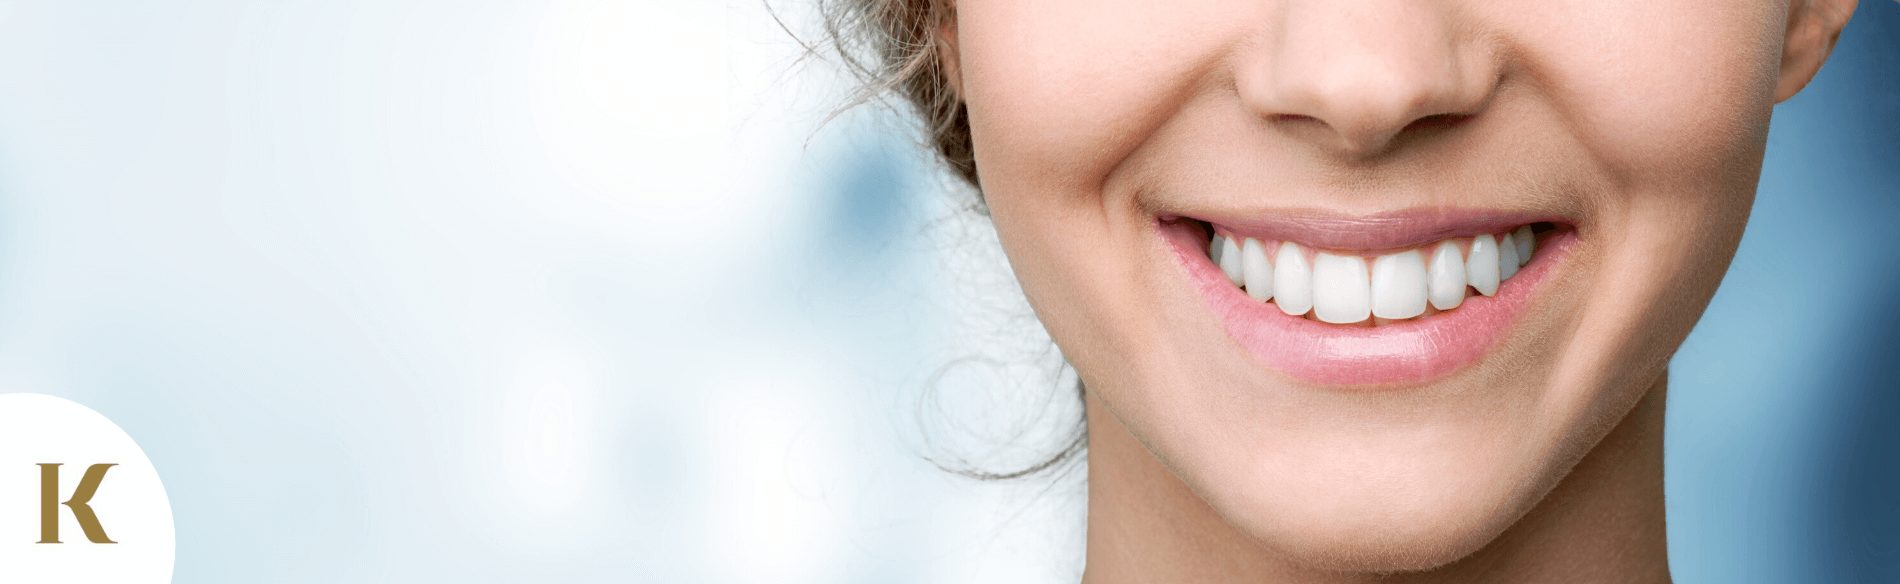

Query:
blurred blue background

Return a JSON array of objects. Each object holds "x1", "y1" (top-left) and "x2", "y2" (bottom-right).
[
  {"x1": 1668, "y1": 4, "x2": 1900, "y2": 582},
  {"x1": 0, "y1": 1, "x2": 1890, "y2": 582}
]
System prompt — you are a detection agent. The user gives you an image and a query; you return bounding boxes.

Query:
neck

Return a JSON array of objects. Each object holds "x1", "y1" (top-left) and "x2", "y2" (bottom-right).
[{"x1": 1082, "y1": 376, "x2": 1671, "y2": 583}]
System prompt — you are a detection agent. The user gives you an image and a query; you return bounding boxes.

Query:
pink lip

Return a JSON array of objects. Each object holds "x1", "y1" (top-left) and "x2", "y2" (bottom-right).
[
  {"x1": 1199, "y1": 208, "x2": 1568, "y2": 252},
  {"x1": 1161, "y1": 216, "x2": 1575, "y2": 387}
]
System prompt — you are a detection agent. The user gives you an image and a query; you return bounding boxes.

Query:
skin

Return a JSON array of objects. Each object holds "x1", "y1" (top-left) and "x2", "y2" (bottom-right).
[{"x1": 931, "y1": 0, "x2": 1857, "y2": 581}]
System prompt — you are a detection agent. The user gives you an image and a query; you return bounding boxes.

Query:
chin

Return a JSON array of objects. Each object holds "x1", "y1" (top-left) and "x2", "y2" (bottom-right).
[
  {"x1": 1141, "y1": 388, "x2": 1575, "y2": 573},
  {"x1": 1212, "y1": 460, "x2": 1545, "y2": 574}
]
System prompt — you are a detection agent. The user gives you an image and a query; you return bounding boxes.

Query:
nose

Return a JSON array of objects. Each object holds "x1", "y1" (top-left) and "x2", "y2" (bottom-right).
[{"x1": 1235, "y1": 0, "x2": 1502, "y2": 158}]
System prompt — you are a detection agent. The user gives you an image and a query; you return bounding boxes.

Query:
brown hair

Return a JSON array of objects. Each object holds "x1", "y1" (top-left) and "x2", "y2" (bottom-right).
[{"x1": 816, "y1": 0, "x2": 977, "y2": 186}]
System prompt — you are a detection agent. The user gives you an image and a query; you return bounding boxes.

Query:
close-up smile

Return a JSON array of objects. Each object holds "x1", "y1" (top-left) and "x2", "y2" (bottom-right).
[
  {"x1": 1160, "y1": 213, "x2": 1578, "y2": 387},
  {"x1": 864, "y1": 0, "x2": 1877, "y2": 576}
]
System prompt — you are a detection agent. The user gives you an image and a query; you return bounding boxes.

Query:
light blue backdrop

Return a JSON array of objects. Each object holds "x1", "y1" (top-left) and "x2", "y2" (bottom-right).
[{"x1": 1666, "y1": 5, "x2": 1900, "y2": 582}]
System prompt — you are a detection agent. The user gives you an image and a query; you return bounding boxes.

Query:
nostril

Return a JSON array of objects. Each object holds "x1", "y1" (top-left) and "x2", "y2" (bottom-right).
[
  {"x1": 1406, "y1": 113, "x2": 1470, "y2": 132},
  {"x1": 1268, "y1": 113, "x2": 1326, "y2": 131},
  {"x1": 1373, "y1": 112, "x2": 1476, "y2": 152}
]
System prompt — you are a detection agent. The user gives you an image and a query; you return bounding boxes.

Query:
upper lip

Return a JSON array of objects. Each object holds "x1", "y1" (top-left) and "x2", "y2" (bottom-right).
[{"x1": 1175, "y1": 207, "x2": 1572, "y2": 252}]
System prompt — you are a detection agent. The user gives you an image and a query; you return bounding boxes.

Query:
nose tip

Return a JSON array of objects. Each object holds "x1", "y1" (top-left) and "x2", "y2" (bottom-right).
[
  {"x1": 1238, "y1": 2, "x2": 1500, "y2": 157},
  {"x1": 1264, "y1": 66, "x2": 1486, "y2": 154}
]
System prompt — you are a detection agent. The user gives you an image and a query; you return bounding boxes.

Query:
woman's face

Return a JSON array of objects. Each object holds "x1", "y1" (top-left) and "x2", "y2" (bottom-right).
[{"x1": 951, "y1": 0, "x2": 1808, "y2": 570}]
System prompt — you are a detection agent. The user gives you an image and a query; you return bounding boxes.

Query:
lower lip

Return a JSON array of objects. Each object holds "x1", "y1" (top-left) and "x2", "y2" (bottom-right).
[{"x1": 1160, "y1": 220, "x2": 1574, "y2": 387}]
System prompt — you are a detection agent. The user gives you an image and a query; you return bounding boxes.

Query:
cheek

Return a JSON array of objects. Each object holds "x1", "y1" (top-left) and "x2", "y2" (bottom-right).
[
  {"x1": 953, "y1": 0, "x2": 1256, "y2": 376},
  {"x1": 956, "y1": 0, "x2": 1253, "y2": 193},
  {"x1": 1512, "y1": 1, "x2": 1784, "y2": 413},
  {"x1": 1509, "y1": 0, "x2": 1782, "y2": 182}
]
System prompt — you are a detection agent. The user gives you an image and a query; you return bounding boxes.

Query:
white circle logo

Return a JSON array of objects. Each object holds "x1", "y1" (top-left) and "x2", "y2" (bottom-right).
[{"x1": 0, "y1": 393, "x2": 175, "y2": 582}]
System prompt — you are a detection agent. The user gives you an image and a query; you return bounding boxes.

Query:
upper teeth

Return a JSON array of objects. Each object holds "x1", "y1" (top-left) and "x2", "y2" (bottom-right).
[{"x1": 1207, "y1": 225, "x2": 1537, "y2": 324}]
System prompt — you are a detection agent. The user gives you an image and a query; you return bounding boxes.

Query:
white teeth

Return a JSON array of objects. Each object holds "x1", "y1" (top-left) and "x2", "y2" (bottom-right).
[
  {"x1": 1311, "y1": 252, "x2": 1371, "y2": 324},
  {"x1": 1513, "y1": 226, "x2": 1535, "y2": 267},
  {"x1": 1206, "y1": 224, "x2": 1548, "y2": 324},
  {"x1": 1240, "y1": 238, "x2": 1274, "y2": 302},
  {"x1": 1371, "y1": 250, "x2": 1428, "y2": 320},
  {"x1": 1273, "y1": 242, "x2": 1313, "y2": 316},
  {"x1": 1466, "y1": 234, "x2": 1501, "y2": 297},
  {"x1": 1427, "y1": 241, "x2": 1466, "y2": 310},
  {"x1": 1497, "y1": 232, "x2": 1520, "y2": 281},
  {"x1": 1218, "y1": 235, "x2": 1245, "y2": 286}
]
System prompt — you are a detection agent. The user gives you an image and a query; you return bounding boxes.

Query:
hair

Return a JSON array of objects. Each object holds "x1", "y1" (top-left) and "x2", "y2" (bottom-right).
[
  {"x1": 804, "y1": 0, "x2": 1088, "y2": 481},
  {"x1": 815, "y1": 0, "x2": 978, "y2": 186}
]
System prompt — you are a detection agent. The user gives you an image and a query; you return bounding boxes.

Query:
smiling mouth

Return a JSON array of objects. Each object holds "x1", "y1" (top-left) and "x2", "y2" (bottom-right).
[
  {"x1": 1207, "y1": 222, "x2": 1560, "y2": 325},
  {"x1": 1160, "y1": 211, "x2": 1578, "y2": 387}
]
